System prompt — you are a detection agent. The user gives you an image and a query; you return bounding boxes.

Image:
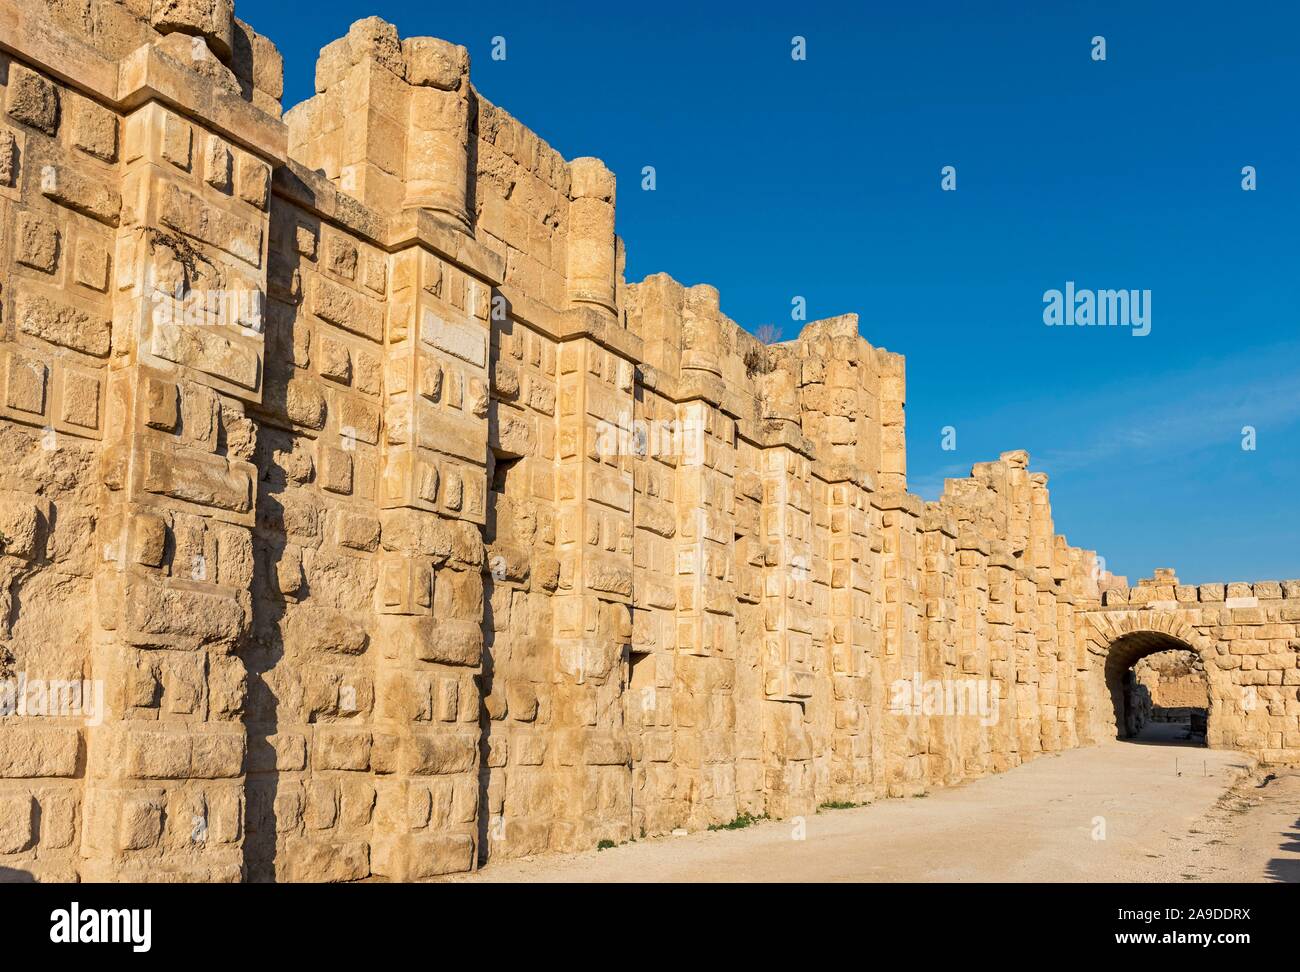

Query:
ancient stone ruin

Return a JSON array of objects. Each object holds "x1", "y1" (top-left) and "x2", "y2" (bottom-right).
[
  {"x1": 1128, "y1": 649, "x2": 1209, "y2": 734},
  {"x1": 0, "y1": 1, "x2": 1296, "y2": 881}
]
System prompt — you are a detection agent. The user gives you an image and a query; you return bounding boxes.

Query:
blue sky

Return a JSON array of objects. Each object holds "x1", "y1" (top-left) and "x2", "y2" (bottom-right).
[{"x1": 246, "y1": 0, "x2": 1299, "y2": 584}]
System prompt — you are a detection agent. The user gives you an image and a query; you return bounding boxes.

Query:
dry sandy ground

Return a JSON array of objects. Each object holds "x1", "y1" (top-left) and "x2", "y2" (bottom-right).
[{"x1": 455, "y1": 732, "x2": 1300, "y2": 883}]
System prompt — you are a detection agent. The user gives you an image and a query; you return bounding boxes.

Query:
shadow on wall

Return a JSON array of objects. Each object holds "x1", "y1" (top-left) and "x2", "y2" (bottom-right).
[
  {"x1": 1124, "y1": 679, "x2": 1153, "y2": 737},
  {"x1": 239, "y1": 230, "x2": 313, "y2": 880},
  {"x1": 242, "y1": 425, "x2": 290, "y2": 882}
]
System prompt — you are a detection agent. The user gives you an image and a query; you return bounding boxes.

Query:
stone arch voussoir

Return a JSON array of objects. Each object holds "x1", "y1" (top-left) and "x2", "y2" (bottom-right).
[{"x1": 1083, "y1": 608, "x2": 1223, "y2": 744}]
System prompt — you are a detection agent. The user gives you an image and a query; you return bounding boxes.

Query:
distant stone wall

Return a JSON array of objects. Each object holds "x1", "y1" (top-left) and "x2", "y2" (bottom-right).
[
  {"x1": 1125, "y1": 649, "x2": 1208, "y2": 730},
  {"x1": 0, "y1": 1, "x2": 1294, "y2": 882},
  {"x1": 1139, "y1": 650, "x2": 1208, "y2": 716}
]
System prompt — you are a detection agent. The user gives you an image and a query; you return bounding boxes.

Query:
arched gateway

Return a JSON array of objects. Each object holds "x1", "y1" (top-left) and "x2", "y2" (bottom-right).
[
  {"x1": 1101, "y1": 630, "x2": 1210, "y2": 741},
  {"x1": 1082, "y1": 584, "x2": 1298, "y2": 757}
]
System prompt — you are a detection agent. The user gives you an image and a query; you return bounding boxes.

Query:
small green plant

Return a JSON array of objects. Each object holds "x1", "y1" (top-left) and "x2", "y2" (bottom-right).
[
  {"x1": 817, "y1": 800, "x2": 862, "y2": 812},
  {"x1": 707, "y1": 812, "x2": 768, "y2": 832},
  {"x1": 596, "y1": 839, "x2": 616, "y2": 851}
]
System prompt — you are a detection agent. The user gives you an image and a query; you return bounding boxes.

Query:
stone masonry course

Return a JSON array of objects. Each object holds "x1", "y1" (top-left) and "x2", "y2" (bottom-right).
[{"x1": 0, "y1": 0, "x2": 1294, "y2": 882}]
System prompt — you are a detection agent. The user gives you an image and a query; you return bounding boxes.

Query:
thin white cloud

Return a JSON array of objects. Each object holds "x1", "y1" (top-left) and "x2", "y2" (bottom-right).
[{"x1": 1034, "y1": 352, "x2": 1300, "y2": 474}]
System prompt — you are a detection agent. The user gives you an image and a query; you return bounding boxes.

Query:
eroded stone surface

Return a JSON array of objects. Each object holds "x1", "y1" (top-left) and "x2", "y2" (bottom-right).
[{"x1": 0, "y1": 2, "x2": 1292, "y2": 886}]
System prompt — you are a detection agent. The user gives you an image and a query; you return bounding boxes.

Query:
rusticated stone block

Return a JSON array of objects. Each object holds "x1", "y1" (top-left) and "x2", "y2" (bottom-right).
[
  {"x1": 73, "y1": 239, "x2": 110, "y2": 292},
  {"x1": 286, "y1": 609, "x2": 368, "y2": 655},
  {"x1": 233, "y1": 18, "x2": 285, "y2": 101},
  {"x1": 14, "y1": 211, "x2": 58, "y2": 273},
  {"x1": 118, "y1": 792, "x2": 165, "y2": 850},
  {"x1": 376, "y1": 833, "x2": 473, "y2": 879},
  {"x1": 159, "y1": 182, "x2": 261, "y2": 266},
  {"x1": 71, "y1": 96, "x2": 117, "y2": 162},
  {"x1": 131, "y1": 513, "x2": 168, "y2": 567},
  {"x1": 126, "y1": 581, "x2": 247, "y2": 642},
  {"x1": 336, "y1": 511, "x2": 380, "y2": 551},
  {"x1": 237, "y1": 153, "x2": 271, "y2": 209},
  {"x1": 5, "y1": 65, "x2": 58, "y2": 135},
  {"x1": 405, "y1": 732, "x2": 477, "y2": 776},
  {"x1": 0, "y1": 728, "x2": 80, "y2": 778},
  {"x1": 162, "y1": 113, "x2": 192, "y2": 169},
  {"x1": 403, "y1": 37, "x2": 469, "y2": 90},
  {"x1": 40, "y1": 164, "x2": 121, "y2": 226},
  {"x1": 15, "y1": 289, "x2": 110, "y2": 356},
  {"x1": 0, "y1": 130, "x2": 15, "y2": 186},
  {"x1": 150, "y1": 320, "x2": 261, "y2": 391},
  {"x1": 0, "y1": 8, "x2": 1284, "y2": 887},
  {"x1": 204, "y1": 134, "x2": 232, "y2": 191},
  {"x1": 0, "y1": 500, "x2": 41, "y2": 559},
  {"x1": 151, "y1": 0, "x2": 236, "y2": 62},
  {"x1": 37, "y1": 791, "x2": 76, "y2": 849},
  {"x1": 60, "y1": 369, "x2": 101, "y2": 429},
  {"x1": 320, "y1": 446, "x2": 353, "y2": 494},
  {"x1": 415, "y1": 618, "x2": 482, "y2": 666},
  {"x1": 286, "y1": 837, "x2": 369, "y2": 883},
  {"x1": 144, "y1": 377, "x2": 180, "y2": 431},
  {"x1": 123, "y1": 727, "x2": 245, "y2": 779},
  {"x1": 4, "y1": 350, "x2": 47, "y2": 415},
  {"x1": 284, "y1": 377, "x2": 327, "y2": 428},
  {"x1": 141, "y1": 448, "x2": 252, "y2": 513},
  {"x1": 318, "y1": 337, "x2": 352, "y2": 383},
  {"x1": 313, "y1": 728, "x2": 372, "y2": 771},
  {"x1": 312, "y1": 277, "x2": 383, "y2": 341}
]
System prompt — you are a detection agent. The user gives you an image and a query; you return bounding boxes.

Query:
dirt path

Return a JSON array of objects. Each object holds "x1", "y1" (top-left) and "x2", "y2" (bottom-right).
[
  {"x1": 454, "y1": 738, "x2": 1300, "y2": 883},
  {"x1": 1152, "y1": 766, "x2": 1300, "y2": 882}
]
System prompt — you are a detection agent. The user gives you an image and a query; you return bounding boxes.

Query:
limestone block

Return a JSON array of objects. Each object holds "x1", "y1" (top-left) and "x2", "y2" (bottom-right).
[
  {"x1": 39, "y1": 163, "x2": 120, "y2": 226},
  {"x1": 405, "y1": 732, "x2": 477, "y2": 776},
  {"x1": 160, "y1": 113, "x2": 192, "y2": 169},
  {"x1": 4, "y1": 349, "x2": 47, "y2": 415},
  {"x1": 5, "y1": 65, "x2": 58, "y2": 135},
  {"x1": 287, "y1": 609, "x2": 369, "y2": 655},
  {"x1": 117, "y1": 792, "x2": 165, "y2": 851},
  {"x1": 74, "y1": 238, "x2": 110, "y2": 292},
  {"x1": 59, "y1": 369, "x2": 102, "y2": 427},
  {"x1": 0, "y1": 129, "x2": 16, "y2": 186},
  {"x1": 237, "y1": 153, "x2": 270, "y2": 209},
  {"x1": 313, "y1": 277, "x2": 382, "y2": 341},
  {"x1": 314, "y1": 728, "x2": 372, "y2": 771},
  {"x1": 159, "y1": 182, "x2": 261, "y2": 266},
  {"x1": 70, "y1": 95, "x2": 117, "y2": 162},
  {"x1": 232, "y1": 18, "x2": 285, "y2": 101},
  {"x1": 150, "y1": 322, "x2": 261, "y2": 392},
  {"x1": 0, "y1": 7, "x2": 1281, "y2": 884},
  {"x1": 15, "y1": 211, "x2": 59, "y2": 273},
  {"x1": 204, "y1": 134, "x2": 232, "y2": 190},
  {"x1": 403, "y1": 37, "x2": 469, "y2": 90},
  {"x1": 284, "y1": 378, "x2": 327, "y2": 429},
  {"x1": 286, "y1": 837, "x2": 370, "y2": 882},
  {"x1": 141, "y1": 448, "x2": 252, "y2": 513},
  {"x1": 15, "y1": 289, "x2": 111, "y2": 357},
  {"x1": 150, "y1": 0, "x2": 236, "y2": 62}
]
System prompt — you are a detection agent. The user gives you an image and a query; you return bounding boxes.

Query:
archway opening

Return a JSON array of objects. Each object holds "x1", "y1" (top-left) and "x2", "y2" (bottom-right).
[{"x1": 1105, "y1": 632, "x2": 1209, "y2": 746}]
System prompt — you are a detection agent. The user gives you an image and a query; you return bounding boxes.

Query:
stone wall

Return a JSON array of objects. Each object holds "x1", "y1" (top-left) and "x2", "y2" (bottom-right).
[
  {"x1": 0, "y1": 1, "x2": 1295, "y2": 882},
  {"x1": 1131, "y1": 649, "x2": 1208, "y2": 727},
  {"x1": 1086, "y1": 573, "x2": 1300, "y2": 759}
]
